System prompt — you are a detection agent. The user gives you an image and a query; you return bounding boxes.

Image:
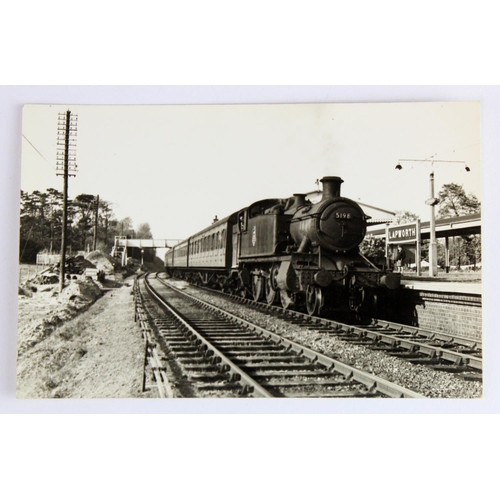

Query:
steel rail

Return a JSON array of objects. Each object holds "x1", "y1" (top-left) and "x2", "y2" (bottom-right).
[
  {"x1": 363, "y1": 319, "x2": 482, "y2": 352},
  {"x1": 179, "y1": 279, "x2": 482, "y2": 373},
  {"x1": 144, "y1": 275, "x2": 274, "y2": 398},
  {"x1": 134, "y1": 277, "x2": 174, "y2": 398},
  {"x1": 335, "y1": 326, "x2": 482, "y2": 371},
  {"x1": 156, "y1": 277, "x2": 425, "y2": 398}
]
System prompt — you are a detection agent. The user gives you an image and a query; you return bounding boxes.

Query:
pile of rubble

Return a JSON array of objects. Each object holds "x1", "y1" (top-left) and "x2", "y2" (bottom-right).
[
  {"x1": 27, "y1": 251, "x2": 123, "y2": 286},
  {"x1": 86, "y1": 251, "x2": 119, "y2": 273},
  {"x1": 17, "y1": 276, "x2": 103, "y2": 356},
  {"x1": 31, "y1": 255, "x2": 96, "y2": 284},
  {"x1": 32, "y1": 274, "x2": 59, "y2": 285}
]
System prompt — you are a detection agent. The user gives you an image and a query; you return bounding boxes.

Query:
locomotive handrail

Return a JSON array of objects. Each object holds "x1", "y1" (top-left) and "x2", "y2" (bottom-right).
[{"x1": 358, "y1": 251, "x2": 383, "y2": 271}]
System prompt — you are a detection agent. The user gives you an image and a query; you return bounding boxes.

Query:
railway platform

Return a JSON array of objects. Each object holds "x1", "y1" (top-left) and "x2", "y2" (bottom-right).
[
  {"x1": 390, "y1": 274, "x2": 482, "y2": 341},
  {"x1": 401, "y1": 277, "x2": 481, "y2": 295}
]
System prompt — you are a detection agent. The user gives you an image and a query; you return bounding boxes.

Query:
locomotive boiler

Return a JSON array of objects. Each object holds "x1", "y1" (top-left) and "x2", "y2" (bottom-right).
[{"x1": 165, "y1": 176, "x2": 400, "y2": 320}]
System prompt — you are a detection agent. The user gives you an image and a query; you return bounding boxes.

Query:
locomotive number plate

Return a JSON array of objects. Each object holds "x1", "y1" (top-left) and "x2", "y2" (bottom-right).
[{"x1": 335, "y1": 212, "x2": 352, "y2": 219}]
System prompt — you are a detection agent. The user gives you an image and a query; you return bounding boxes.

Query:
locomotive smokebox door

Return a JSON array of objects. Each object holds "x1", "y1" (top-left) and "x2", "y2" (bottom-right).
[{"x1": 319, "y1": 202, "x2": 366, "y2": 250}]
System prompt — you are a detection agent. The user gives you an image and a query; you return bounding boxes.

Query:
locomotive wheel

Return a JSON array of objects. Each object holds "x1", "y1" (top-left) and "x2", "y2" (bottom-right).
[
  {"x1": 265, "y1": 265, "x2": 280, "y2": 305},
  {"x1": 280, "y1": 289, "x2": 296, "y2": 310},
  {"x1": 252, "y1": 275, "x2": 263, "y2": 302},
  {"x1": 305, "y1": 285, "x2": 323, "y2": 316},
  {"x1": 265, "y1": 278, "x2": 276, "y2": 304}
]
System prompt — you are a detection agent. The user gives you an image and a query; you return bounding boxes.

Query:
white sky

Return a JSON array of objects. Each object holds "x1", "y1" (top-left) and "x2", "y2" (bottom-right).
[{"x1": 20, "y1": 102, "x2": 480, "y2": 241}]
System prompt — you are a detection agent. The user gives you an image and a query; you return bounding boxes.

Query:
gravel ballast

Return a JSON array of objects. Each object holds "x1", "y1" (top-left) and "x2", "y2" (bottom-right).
[{"x1": 166, "y1": 279, "x2": 482, "y2": 398}]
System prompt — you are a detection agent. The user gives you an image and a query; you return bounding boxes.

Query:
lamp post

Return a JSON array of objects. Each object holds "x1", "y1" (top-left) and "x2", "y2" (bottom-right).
[{"x1": 395, "y1": 157, "x2": 469, "y2": 278}]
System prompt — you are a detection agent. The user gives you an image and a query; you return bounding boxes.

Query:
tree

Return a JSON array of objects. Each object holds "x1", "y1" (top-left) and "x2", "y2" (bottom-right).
[
  {"x1": 136, "y1": 222, "x2": 153, "y2": 239},
  {"x1": 20, "y1": 189, "x2": 112, "y2": 261},
  {"x1": 118, "y1": 217, "x2": 134, "y2": 237},
  {"x1": 45, "y1": 188, "x2": 63, "y2": 252},
  {"x1": 20, "y1": 189, "x2": 60, "y2": 261},
  {"x1": 72, "y1": 194, "x2": 98, "y2": 250},
  {"x1": 394, "y1": 210, "x2": 419, "y2": 224},
  {"x1": 437, "y1": 183, "x2": 480, "y2": 218},
  {"x1": 437, "y1": 183, "x2": 481, "y2": 269},
  {"x1": 19, "y1": 188, "x2": 156, "y2": 261},
  {"x1": 98, "y1": 200, "x2": 114, "y2": 246}
]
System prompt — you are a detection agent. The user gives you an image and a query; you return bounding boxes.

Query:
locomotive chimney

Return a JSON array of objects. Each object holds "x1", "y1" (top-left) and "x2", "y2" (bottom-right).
[{"x1": 320, "y1": 176, "x2": 343, "y2": 200}]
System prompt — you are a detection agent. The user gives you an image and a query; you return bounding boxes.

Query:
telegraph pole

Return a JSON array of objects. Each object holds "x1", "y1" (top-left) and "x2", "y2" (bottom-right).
[
  {"x1": 56, "y1": 110, "x2": 78, "y2": 293},
  {"x1": 93, "y1": 195, "x2": 99, "y2": 251}
]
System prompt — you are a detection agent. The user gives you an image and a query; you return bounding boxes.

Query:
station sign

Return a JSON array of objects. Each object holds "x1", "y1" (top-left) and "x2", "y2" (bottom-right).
[{"x1": 387, "y1": 222, "x2": 419, "y2": 243}]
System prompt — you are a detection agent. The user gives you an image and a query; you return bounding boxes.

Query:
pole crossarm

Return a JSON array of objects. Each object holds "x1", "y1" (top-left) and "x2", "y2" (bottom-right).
[{"x1": 398, "y1": 158, "x2": 466, "y2": 164}]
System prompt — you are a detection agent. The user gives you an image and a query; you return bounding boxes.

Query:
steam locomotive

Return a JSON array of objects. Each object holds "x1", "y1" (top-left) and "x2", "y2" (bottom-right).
[{"x1": 164, "y1": 177, "x2": 400, "y2": 319}]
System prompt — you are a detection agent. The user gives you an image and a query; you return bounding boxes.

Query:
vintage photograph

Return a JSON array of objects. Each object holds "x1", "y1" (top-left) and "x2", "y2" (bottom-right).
[{"x1": 16, "y1": 102, "x2": 482, "y2": 399}]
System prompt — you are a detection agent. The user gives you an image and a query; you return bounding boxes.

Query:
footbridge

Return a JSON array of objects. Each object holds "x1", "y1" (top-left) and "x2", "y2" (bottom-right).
[{"x1": 112, "y1": 237, "x2": 181, "y2": 266}]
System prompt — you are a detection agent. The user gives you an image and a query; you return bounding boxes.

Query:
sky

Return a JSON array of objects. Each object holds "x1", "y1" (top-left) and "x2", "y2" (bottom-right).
[{"x1": 20, "y1": 101, "x2": 480, "y2": 241}]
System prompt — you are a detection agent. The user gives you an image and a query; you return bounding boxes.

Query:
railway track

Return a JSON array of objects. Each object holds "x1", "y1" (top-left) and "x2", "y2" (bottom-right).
[
  {"x1": 138, "y1": 274, "x2": 424, "y2": 398},
  {"x1": 161, "y1": 276, "x2": 482, "y2": 380}
]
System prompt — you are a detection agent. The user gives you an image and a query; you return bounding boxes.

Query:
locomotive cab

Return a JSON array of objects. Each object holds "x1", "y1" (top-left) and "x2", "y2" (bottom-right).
[{"x1": 237, "y1": 199, "x2": 293, "y2": 257}]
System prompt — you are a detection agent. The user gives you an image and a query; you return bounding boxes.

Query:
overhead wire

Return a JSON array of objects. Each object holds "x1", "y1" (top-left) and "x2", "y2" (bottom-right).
[
  {"x1": 429, "y1": 142, "x2": 480, "y2": 160},
  {"x1": 22, "y1": 134, "x2": 55, "y2": 170}
]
